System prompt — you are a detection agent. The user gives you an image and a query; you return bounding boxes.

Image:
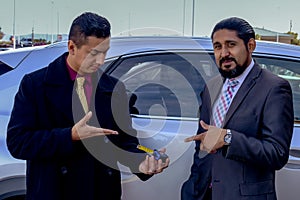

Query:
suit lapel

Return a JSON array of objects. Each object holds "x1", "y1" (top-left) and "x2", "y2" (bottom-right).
[
  {"x1": 223, "y1": 64, "x2": 262, "y2": 126},
  {"x1": 205, "y1": 75, "x2": 224, "y2": 124},
  {"x1": 44, "y1": 53, "x2": 75, "y2": 122},
  {"x1": 207, "y1": 75, "x2": 224, "y2": 106}
]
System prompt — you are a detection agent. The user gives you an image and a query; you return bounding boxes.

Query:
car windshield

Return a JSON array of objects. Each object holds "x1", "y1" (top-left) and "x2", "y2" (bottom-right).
[{"x1": 255, "y1": 57, "x2": 300, "y2": 121}]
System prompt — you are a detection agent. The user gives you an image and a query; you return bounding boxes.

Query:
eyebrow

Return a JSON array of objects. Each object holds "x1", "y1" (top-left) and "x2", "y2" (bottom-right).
[
  {"x1": 213, "y1": 40, "x2": 237, "y2": 45},
  {"x1": 91, "y1": 47, "x2": 109, "y2": 54}
]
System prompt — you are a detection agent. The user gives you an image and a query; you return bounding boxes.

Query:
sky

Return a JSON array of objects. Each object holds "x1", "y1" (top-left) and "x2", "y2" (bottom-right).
[{"x1": 0, "y1": 0, "x2": 299, "y2": 39}]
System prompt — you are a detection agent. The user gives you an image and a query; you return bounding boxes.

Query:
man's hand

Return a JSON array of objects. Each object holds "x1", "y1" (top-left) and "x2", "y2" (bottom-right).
[
  {"x1": 139, "y1": 148, "x2": 170, "y2": 175},
  {"x1": 72, "y1": 111, "x2": 118, "y2": 140},
  {"x1": 184, "y1": 120, "x2": 227, "y2": 153}
]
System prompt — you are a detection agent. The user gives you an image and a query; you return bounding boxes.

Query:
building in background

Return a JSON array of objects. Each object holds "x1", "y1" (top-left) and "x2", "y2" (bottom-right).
[{"x1": 254, "y1": 27, "x2": 294, "y2": 44}]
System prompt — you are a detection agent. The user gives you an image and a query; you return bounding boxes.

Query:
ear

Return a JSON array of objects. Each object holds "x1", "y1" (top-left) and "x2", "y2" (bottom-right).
[
  {"x1": 68, "y1": 40, "x2": 76, "y2": 55},
  {"x1": 248, "y1": 38, "x2": 256, "y2": 53}
]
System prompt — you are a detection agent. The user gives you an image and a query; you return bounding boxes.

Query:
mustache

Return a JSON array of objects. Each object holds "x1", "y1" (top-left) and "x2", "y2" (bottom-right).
[{"x1": 219, "y1": 57, "x2": 237, "y2": 66}]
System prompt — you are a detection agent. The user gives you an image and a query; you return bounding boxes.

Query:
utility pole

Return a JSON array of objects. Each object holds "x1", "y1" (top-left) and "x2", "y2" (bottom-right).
[
  {"x1": 191, "y1": 0, "x2": 195, "y2": 36},
  {"x1": 51, "y1": 1, "x2": 54, "y2": 44},
  {"x1": 57, "y1": 11, "x2": 59, "y2": 40},
  {"x1": 32, "y1": 26, "x2": 34, "y2": 47},
  {"x1": 13, "y1": 0, "x2": 16, "y2": 49},
  {"x1": 182, "y1": 0, "x2": 186, "y2": 36}
]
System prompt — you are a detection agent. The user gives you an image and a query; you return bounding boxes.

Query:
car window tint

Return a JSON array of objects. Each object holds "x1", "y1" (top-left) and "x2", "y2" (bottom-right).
[
  {"x1": 0, "y1": 61, "x2": 13, "y2": 76},
  {"x1": 110, "y1": 52, "x2": 218, "y2": 118},
  {"x1": 255, "y1": 57, "x2": 300, "y2": 121}
]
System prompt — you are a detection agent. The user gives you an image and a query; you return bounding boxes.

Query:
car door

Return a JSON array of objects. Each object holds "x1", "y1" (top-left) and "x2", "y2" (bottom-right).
[
  {"x1": 0, "y1": 44, "x2": 67, "y2": 199},
  {"x1": 107, "y1": 50, "x2": 218, "y2": 200},
  {"x1": 254, "y1": 55, "x2": 300, "y2": 200}
]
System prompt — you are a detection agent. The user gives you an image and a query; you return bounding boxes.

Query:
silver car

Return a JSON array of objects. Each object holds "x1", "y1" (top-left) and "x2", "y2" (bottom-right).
[
  {"x1": 19, "y1": 38, "x2": 33, "y2": 48},
  {"x1": 0, "y1": 37, "x2": 299, "y2": 200}
]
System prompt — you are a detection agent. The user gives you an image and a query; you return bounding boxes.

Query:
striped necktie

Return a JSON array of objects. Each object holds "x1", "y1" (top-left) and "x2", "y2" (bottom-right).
[
  {"x1": 213, "y1": 79, "x2": 239, "y2": 128},
  {"x1": 76, "y1": 77, "x2": 89, "y2": 114}
]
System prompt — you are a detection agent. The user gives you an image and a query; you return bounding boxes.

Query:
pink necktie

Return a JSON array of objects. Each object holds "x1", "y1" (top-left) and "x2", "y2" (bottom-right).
[{"x1": 213, "y1": 79, "x2": 239, "y2": 128}]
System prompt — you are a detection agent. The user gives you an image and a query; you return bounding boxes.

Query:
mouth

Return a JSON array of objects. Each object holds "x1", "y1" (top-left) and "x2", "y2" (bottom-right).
[
  {"x1": 90, "y1": 64, "x2": 100, "y2": 70},
  {"x1": 223, "y1": 63, "x2": 233, "y2": 69},
  {"x1": 220, "y1": 58, "x2": 236, "y2": 69}
]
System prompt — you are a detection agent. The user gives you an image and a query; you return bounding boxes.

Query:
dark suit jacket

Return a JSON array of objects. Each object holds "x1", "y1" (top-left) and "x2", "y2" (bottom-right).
[
  {"x1": 182, "y1": 63, "x2": 294, "y2": 200},
  {"x1": 7, "y1": 52, "x2": 149, "y2": 200}
]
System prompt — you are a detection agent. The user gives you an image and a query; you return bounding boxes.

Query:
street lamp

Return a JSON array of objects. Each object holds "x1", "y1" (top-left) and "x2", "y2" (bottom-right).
[{"x1": 13, "y1": 0, "x2": 16, "y2": 49}]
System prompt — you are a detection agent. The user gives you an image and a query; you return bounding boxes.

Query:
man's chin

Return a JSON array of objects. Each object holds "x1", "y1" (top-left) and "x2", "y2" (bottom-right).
[
  {"x1": 89, "y1": 67, "x2": 100, "y2": 73},
  {"x1": 219, "y1": 65, "x2": 246, "y2": 79}
]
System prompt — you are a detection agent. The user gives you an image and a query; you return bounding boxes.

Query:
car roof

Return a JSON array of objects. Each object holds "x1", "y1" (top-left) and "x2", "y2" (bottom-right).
[
  {"x1": 1, "y1": 36, "x2": 300, "y2": 69},
  {"x1": 107, "y1": 36, "x2": 300, "y2": 60},
  {"x1": 254, "y1": 40, "x2": 300, "y2": 59},
  {"x1": 0, "y1": 45, "x2": 48, "y2": 68},
  {"x1": 107, "y1": 36, "x2": 214, "y2": 56}
]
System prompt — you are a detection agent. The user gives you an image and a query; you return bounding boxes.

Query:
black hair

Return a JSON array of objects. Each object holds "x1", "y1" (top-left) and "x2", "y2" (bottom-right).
[
  {"x1": 68, "y1": 12, "x2": 111, "y2": 48},
  {"x1": 210, "y1": 17, "x2": 255, "y2": 47}
]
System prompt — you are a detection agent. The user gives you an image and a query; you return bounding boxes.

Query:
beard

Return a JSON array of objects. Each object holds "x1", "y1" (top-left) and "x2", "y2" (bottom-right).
[{"x1": 218, "y1": 57, "x2": 247, "y2": 79}]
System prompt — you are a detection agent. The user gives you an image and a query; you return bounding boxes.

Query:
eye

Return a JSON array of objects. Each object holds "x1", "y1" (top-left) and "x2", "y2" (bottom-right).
[
  {"x1": 213, "y1": 44, "x2": 221, "y2": 50},
  {"x1": 90, "y1": 49, "x2": 99, "y2": 56},
  {"x1": 228, "y1": 42, "x2": 236, "y2": 47}
]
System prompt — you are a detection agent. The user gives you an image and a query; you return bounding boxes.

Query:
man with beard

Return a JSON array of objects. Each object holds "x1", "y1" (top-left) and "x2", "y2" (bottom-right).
[{"x1": 181, "y1": 17, "x2": 294, "y2": 200}]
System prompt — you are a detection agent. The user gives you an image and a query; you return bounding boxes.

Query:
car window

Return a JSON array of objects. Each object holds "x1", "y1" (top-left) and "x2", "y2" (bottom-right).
[
  {"x1": 0, "y1": 61, "x2": 13, "y2": 76},
  {"x1": 109, "y1": 52, "x2": 218, "y2": 118},
  {"x1": 255, "y1": 57, "x2": 300, "y2": 121}
]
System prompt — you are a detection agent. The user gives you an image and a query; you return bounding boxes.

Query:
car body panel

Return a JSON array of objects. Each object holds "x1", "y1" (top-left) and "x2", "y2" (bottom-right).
[{"x1": 0, "y1": 36, "x2": 300, "y2": 199}]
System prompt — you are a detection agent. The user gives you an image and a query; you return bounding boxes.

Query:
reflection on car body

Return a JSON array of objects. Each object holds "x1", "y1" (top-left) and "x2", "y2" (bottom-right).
[{"x1": 0, "y1": 37, "x2": 300, "y2": 200}]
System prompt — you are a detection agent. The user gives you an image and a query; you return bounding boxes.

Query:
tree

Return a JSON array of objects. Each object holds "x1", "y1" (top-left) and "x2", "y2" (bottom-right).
[
  {"x1": 286, "y1": 31, "x2": 299, "y2": 45},
  {"x1": 255, "y1": 34, "x2": 261, "y2": 40},
  {"x1": 0, "y1": 27, "x2": 4, "y2": 40}
]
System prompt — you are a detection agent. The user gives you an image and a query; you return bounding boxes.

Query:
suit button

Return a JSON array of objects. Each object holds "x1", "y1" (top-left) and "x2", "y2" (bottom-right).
[
  {"x1": 61, "y1": 166, "x2": 68, "y2": 175},
  {"x1": 107, "y1": 169, "x2": 113, "y2": 176},
  {"x1": 104, "y1": 136, "x2": 109, "y2": 143}
]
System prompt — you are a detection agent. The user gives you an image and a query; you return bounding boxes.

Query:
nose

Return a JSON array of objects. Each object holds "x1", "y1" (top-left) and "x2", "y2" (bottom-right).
[
  {"x1": 220, "y1": 46, "x2": 229, "y2": 58},
  {"x1": 96, "y1": 53, "x2": 105, "y2": 65}
]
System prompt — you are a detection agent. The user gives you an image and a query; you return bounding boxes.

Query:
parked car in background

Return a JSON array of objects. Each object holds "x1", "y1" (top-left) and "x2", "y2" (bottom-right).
[
  {"x1": 0, "y1": 37, "x2": 299, "y2": 200},
  {"x1": 19, "y1": 38, "x2": 33, "y2": 47}
]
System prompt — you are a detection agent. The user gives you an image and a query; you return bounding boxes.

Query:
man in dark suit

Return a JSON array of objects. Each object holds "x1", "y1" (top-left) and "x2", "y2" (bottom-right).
[
  {"x1": 7, "y1": 12, "x2": 169, "y2": 200},
  {"x1": 182, "y1": 17, "x2": 294, "y2": 200}
]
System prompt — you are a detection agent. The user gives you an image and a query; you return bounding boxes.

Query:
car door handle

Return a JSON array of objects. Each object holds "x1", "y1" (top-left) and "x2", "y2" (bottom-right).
[
  {"x1": 289, "y1": 148, "x2": 300, "y2": 158},
  {"x1": 284, "y1": 148, "x2": 300, "y2": 169},
  {"x1": 284, "y1": 162, "x2": 300, "y2": 169}
]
